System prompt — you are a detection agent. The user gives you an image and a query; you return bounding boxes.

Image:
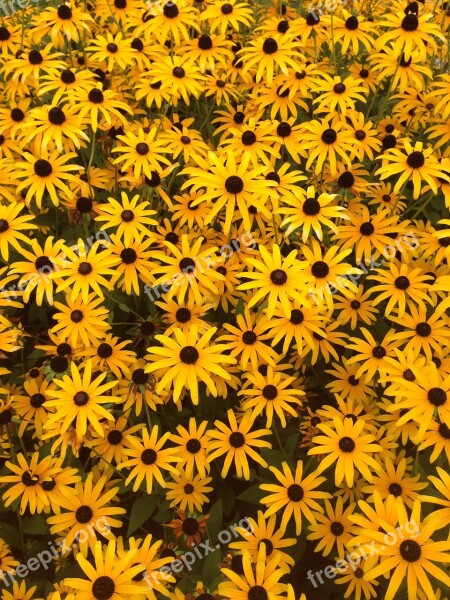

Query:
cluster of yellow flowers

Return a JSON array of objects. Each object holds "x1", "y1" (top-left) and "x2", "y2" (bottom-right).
[{"x1": 0, "y1": 0, "x2": 449, "y2": 599}]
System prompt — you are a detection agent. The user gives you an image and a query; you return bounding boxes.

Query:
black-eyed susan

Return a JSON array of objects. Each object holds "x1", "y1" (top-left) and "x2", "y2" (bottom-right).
[
  {"x1": 9, "y1": 236, "x2": 65, "y2": 306},
  {"x1": 239, "y1": 366, "x2": 304, "y2": 427},
  {"x1": 200, "y1": 0, "x2": 254, "y2": 34},
  {"x1": 108, "y1": 235, "x2": 156, "y2": 296},
  {"x1": 13, "y1": 377, "x2": 51, "y2": 437},
  {"x1": 334, "y1": 285, "x2": 379, "y2": 330},
  {"x1": 51, "y1": 293, "x2": 109, "y2": 347},
  {"x1": 44, "y1": 360, "x2": 118, "y2": 438},
  {"x1": 0, "y1": 540, "x2": 19, "y2": 574},
  {"x1": 238, "y1": 243, "x2": 310, "y2": 318},
  {"x1": 144, "y1": 0, "x2": 200, "y2": 45},
  {"x1": 307, "y1": 497, "x2": 358, "y2": 557},
  {"x1": 118, "y1": 359, "x2": 168, "y2": 416},
  {"x1": 265, "y1": 302, "x2": 326, "y2": 357},
  {"x1": 362, "y1": 457, "x2": 428, "y2": 508},
  {"x1": 219, "y1": 546, "x2": 287, "y2": 600},
  {"x1": 71, "y1": 83, "x2": 133, "y2": 132},
  {"x1": 53, "y1": 239, "x2": 119, "y2": 303},
  {"x1": 378, "y1": 140, "x2": 450, "y2": 199},
  {"x1": 364, "y1": 499, "x2": 450, "y2": 599},
  {"x1": 86, "y1": 417, "x2": 144, "y2": 467},
  {"x1": 95, "y1": 192, "x2": 157, "y2": 247},
  {"x1": 388, "y1": 305, "x2": 450, "y2": 361},
  {"x1": 2, "y1": 452, "x2": 55, "y2": 514},
  {"x1": 149, "y1": 56, "x2": 204, "y2": 106},
  {"x1": 301, "y1": 239, "x2": 361, "y2": 311},
  {"x1": 155, "y1": 297, "x2": 213, "y2": 335},
  {"x1": 299, "y1": 117, "x2": 355, "y2": 175},
  {"x1": 82, "y1": 334, "x2": 135, "y2": 378},
  {"x1": 0, "y1": 202, "x2": 37, "y2": 261},
  {"x1": 119, "y1": 426, "x2": 181, "y2": 494},
  {"x1": 368, "y1": 259, "x2": 432, "y2": 317},
  {"x1": 21, "y1": 103, "x2": 89, "y2": 152},
  {"x1": 376, "y1": 11, "x2": 445, "y2": 61},
  {"x1": 418, "y1": 418, "x2": 450, "y2": 464},
  {"x1": 87, "y1": 32, "x2": 137, "y2": 71},
  {"x1": 346, "y1": 327, "x2": 402, "y2": 383},
  {"x1": 239, "y1": 33, "x2": 303, "y2": 85},
  {"x1": 387, "y1": 364, "x2": 450, "y2": 441},
  {"x1": 280, "y1": 185, "x2": 347, "y2": 242},
  {"x1": 332, "y1": 557, "x2": 379, "y2": 600},
  {"x1": 218, "y1": 307, "x2": 277, "y2": 371},
  {"x1": 32, "y1": 3, "x2": 93, "y2": 48},
  {"x1": 65, "y1": 539, "x2": 145, "y2": 597},
  {"x1": 0, "y1": 582, "x2": 37, "y2": 600},
  {"x1": 1, "y1": 43, "x2": 65, "y2": 83},
  {"x1": 165, "y1": 470, "x2": 213, "y2": 512},
  {"x1": 112, "y1": 127, "x2": 172, "y2": 180},
  {"x1": 333, "y1": 207, "x2": 402, "y2": 264},
  {"x1": 208, "y1": 409, "x2": 271, "y2": 480},
  {"x1": 15, "y1": 147, "x2": 83, "y2": 208},
  {"x1": 230, "y1": 511, "x2": 295, "y2": 571},
  {"x1": 260, "y1": 460, "x2": 330, "y2": 535},
  {"x1": 182, "y1": 150, "x2": 275, "y2": 234},
  {"x1": 170, "y1": 418, "x2": 211, "y2": 478},
  {"x1": 330, "y1": 11, "x2": 375, "y2": 54},
  {"x1": 221, "y1": 118, "x2": 280, "y2": 167},
  {"x1": 180, "y1": 33, "x2": 233, "y2": 73},
  {"x1": 168, "y1": 511, "x2": 209, "y2": 548},
  {"x1": 309, "y1": 416, "x2": 383, "y2": 487},
  {"x1": 313, "y1": 74, "x2": 367, "y2": 115}
]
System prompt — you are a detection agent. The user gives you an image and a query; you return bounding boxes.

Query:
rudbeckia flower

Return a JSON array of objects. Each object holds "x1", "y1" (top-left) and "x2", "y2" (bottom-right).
[
  {"x1": 65, "y1": 539, "x2": 145, "y2": 597},
  {"x1": 146, "y1": 325, "x2": 236, "y2": 405},
  {"x1": 306, "y1": 497, "x2": 358, "y2": 557},
  {"x1": 0, "y1": 202, "x2": 37, "y2": 261},
  {"x1": 237, "y1": 243, "x2": 310, "y2": 318},
  {"x1": 239, "y1": 366, "x2": 304, "y2": 427},
  {"x1": 44, "y1": 359, "x2": 118, "y2": 438},
  {"x1": 363, "y1": 499, "x2": 450, "y2": 600},
  {"x1": 182, "y1": 150, "x2": 275, "y2": 234},
  {"x1": 2, "y1": 452, "x2": 55, "y2": 514},
  {"x1": 14, "y1": 147, "x2": 83, "y2": 208},
  {"x1": 308, "y1": 416, "x2": 383, "y2": 487},
  {"x1": 260, "y1": 460, "x2": 330, "y2": 535},
  {"x1": 376, "y1": 140, "x2": 450, "y2": 199},
  {"x1": 119, "y1": 426, "x2": 181, "y2": 494},
  {"x1": 208, "y1": 409, "x2": 271, "y2": 480}
]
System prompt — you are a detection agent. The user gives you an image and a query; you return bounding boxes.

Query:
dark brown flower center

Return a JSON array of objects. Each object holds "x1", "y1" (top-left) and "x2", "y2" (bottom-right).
[
  {"x1": 76, "y1": 505, "x2": 93, "y2": 523},
  {"x1": 229, "y1": 431, "x2": 245, "y2": 447},
  {"x1": 179, "y1": 346, "x2": 199, "y2": 364},
  {"x1": 399, "y1": 540, "x2": 421, "y2": 561},
  {"x1": 338, "y1": 436, "x2": 355, "y2": 452},
  {"x1": 287, "y1": 484, "x2": 304, "y2": 501}
]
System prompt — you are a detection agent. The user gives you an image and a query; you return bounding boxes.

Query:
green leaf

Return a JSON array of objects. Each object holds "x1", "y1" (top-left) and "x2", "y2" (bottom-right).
[
  {"x1": 21, "y1": 514, "x2": 48, "y2": 535},
  {"x1": 206, "y1": 499, "x2": 223, "y2": 545},
  {"x1": 235, "y1": 296, "x2": 244, "y2": 316},
  {"x1": 0, "y1": 522, "x2": 22, "y2": 548},
  {"x1": 127, "y1": 493, "x2": 158, "y2": 536},
  {"x1": 152, "y1": 501, "x2": 173, "y2": 523},
  {"x1": 118, "y1": 303, "x2": 130, "y2": 313},
  {"x1": 201, "y1": 548, "x2": 221, "y2": 585},
  {"x1": 236, "y1": 485, "x2": 265, "y2": 504},
  {"x1": 284, "y1": 432, "x2": 299, "y2": 457}
]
